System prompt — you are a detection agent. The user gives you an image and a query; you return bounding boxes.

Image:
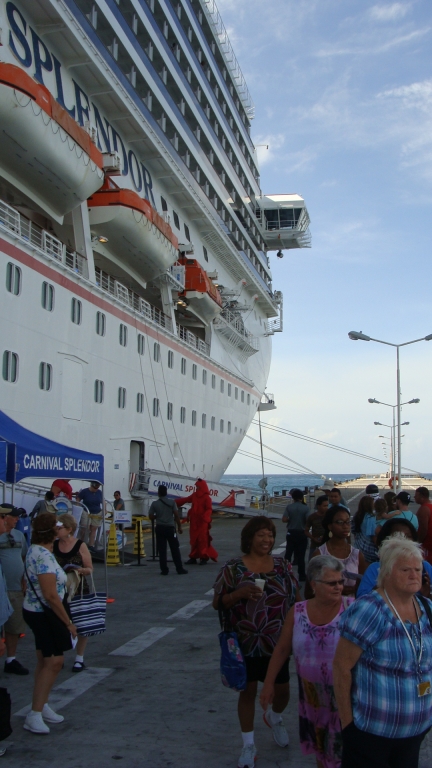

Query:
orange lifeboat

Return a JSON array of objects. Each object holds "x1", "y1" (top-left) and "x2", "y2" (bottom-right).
[
  {"x1": 0, "y1": 64, "x2": 104, "y2": 221},
  {"x1": 177, "y1": 257, "x2": 222, "y2": 323},
  {"x1": 88, "y1": 179, "x2": 179, "y2": 282}
]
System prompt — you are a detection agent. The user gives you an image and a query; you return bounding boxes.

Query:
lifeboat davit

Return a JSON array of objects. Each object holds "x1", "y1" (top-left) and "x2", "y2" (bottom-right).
[
  {"x1": 177, "y1": 257, "x2": 222, "y2": 323},
  {"x1": 87, "y1": 181, "x2": 179, "y2": 283},
  {"x1": 0, "y1": 64, "x2": 104, "y2": 222}
]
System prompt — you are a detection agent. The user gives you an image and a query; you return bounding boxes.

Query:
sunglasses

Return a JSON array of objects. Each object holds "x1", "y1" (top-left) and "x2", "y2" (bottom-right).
[
  {"x1": 316, "y1": 579, "x2": 344, "y2": 587},
  {"x1": 333, "y1": 520, "x2": 351, "y2": 526}
]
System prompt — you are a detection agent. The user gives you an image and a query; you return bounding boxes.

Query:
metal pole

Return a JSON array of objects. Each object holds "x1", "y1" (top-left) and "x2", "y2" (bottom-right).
[
  {"x1": 396, "y1": 347, "x2": 402, "y2": 491},
  {"x1": 102, "y1": 485, "x2": 109, "y2": 598},
  {"x1": 258, "y1": 409, "x2": 265, "y2": 480},
  {"x1": 392, "y1": 407, "x2": 396, "y2": 488}
]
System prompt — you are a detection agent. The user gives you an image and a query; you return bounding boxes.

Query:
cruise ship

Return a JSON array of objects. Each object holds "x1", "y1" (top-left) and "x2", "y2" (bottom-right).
[{"x1": 0, "y1": 0, "x2": 310, "y2": 501}]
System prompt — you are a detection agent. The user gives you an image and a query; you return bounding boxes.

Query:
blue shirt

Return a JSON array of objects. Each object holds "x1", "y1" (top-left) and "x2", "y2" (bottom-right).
[
  {"x1": 380, "y1": 510, "x2": 419, "y2": 530},
  {"x1": 78, "y1": 487, "x2": 103, "y2": 515},
  {"x1": 357, "y1": 560, "x2": 432, "y2": 598},
  {"x1": 338, "y1": 591, "x2": 432, "y2": 738}
]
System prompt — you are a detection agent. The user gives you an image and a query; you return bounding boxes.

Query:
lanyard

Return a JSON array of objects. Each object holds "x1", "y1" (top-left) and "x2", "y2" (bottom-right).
[{"x1": 384, "y1": 590, "x2": 423, "y2": 670}]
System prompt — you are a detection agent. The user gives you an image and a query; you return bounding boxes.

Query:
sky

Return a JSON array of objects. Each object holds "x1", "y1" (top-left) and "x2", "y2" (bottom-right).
[{"x1": 222, "y1": 0, "x2": 432, "y2": 476}]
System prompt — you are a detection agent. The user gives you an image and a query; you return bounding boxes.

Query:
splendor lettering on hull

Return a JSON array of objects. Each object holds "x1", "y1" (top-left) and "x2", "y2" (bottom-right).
[
  {"x1": 5, "y1": 1, "x2": 157, "y2": 208},
  {"x1": 23, "y1": 454, "x2": 100, "y2": 473}
]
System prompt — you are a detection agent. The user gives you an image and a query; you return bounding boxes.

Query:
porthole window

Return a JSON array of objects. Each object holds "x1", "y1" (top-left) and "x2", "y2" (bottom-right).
[
  {"x1": 235, "y1": 387, "x2": 238, "y2": 400},
  {"x1": 167, "y1": 402, "x2": 173, "y2": 420},
  {"x1": 153, "y1": 397, "x2": 159, "y2": 417},
  {"x1": 241, "y1": 390, "x2": 245, "y2": 403},
  {"x1": 192, "y1": 410, "x2": 197, "y2": 426},
  {"x1": 137, "y1": 333, "x2": 145, "y2": 355},
  {"x1": 202, "y1": 413, "x2": 206, "y2": 429},
  {"x1": 41, "y1": 282, "x2": 54, "y2": 311},
  {"x1": 2, "y1": 351, "x2": 18, "y2": 383},
  {"x1": 161, "y1": 196, "x2": 168, "y2": 211},
  {"x1": 96, "y1": 311, "x2": 106, "y2": 336},
  {"x1": 247, "y1": 393, "x2": 250, "y2": 405},
  {"x1": 94, "y1": 380, "x2": 104, "y2": 403},
  {"x1": 181, "y1": 357, "x2": 186, "y2": 375},
  {"x1": 184, "y1": 223, "x2": 190, "y2": 241},
  {"x1": 118, "y1": 387, "x2": 126, "y2": 409},
  {"x1": 173, "y1": 210, "x2": 180, "y2": 229},
  {"x1": 211, "y1": 416, "x2": 215, "y2": 431},
  {"x1": 168, "y1": 350, "x2": 174, "y2": 368},
  {"x1": 220, "y1": 419, "x2": 224, "y2": 433},
  {"x1": 180, "y1": 406, "x2": 186, "y2": 424},
  {"x1": 137, "y1": 393, "x2": 144, "y2": 413},
  {"x1": 203, "y1": 246, "x2": 208, "y2": 262},
  {"x1": 119, "y1": 324, "x2": 128, "y2": 347},
  {"x1": 211, "y1": 374, "x2": 216, "y2": 389},
  {"x1": 227, "y1": 421, "x2": 232, "y2": 435},
  {"x1": 202, "y1": 369, "x2": 207, "y2": 385},
  {"x1": 228, "y1": 383, "x2": 232, "y2": 396},
  {"x1": 192, "y1": 363, "x2": 197, "y2": 380},
  {"x1": 39, "y1": 362, "x2": 52, "y2": 391},
  {"x1": 154, "y1": 342, "x2": 160, "y2": 362},
  {"x1": 71, "y1": 297, "x2": 82, "y2": 325},
  {"x1": 220, "y1": 379, "x2": 224, "y2": 393},
  {"x1": 6, "y1": 263, "x2": 21, "y2": 295}
]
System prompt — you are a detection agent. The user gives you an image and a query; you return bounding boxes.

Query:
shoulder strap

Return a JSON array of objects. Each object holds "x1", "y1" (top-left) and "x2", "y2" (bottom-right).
[
  {"x1": 417, "y1": 594, "x2": 432, "y2": 629},
  {"x1": 24, "y1": 564, "x2": 46, "y2": 611}
]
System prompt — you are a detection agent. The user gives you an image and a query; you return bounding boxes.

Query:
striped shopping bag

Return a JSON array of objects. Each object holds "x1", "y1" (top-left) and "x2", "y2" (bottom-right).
[{"x1": 69, "y1": 578, "x2": 106, "y2": 637}]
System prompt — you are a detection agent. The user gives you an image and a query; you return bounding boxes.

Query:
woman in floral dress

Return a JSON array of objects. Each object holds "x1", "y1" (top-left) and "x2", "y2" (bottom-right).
[
  {"x1": 213, "y1": 516, "x2": 298, "y2": 768},
  {"x1": 261, "y1": 555, "x2": 353, "y2": 768}
]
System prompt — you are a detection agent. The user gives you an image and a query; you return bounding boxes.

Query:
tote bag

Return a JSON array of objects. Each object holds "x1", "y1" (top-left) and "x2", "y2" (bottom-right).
[
  {"x1": 218, "y1": 596, "x2": 247, "y2": 692},
  {"x1": 0, "y1": 688, "x2": 12, "y2": 742},
  {"x1": 69, "y1": 576, "x2": 106, "y2": 637}
]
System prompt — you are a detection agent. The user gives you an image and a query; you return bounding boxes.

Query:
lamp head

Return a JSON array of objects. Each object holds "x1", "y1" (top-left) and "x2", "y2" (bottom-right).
[
  {"x1": 368, "y1": 398, "x2": 379, "y2": 404},
  {"x1": 348, "y1": 331, "x2": 371, "y2": 341},
  {"x1": 276, "y1": 250, "x2": 283, "y2": 259},
  {"x1": 408, "y1": 398, "x2": 420, "y2": 404},
  {"x1": 425, "y1": 334, "x2": 432, "y2": 341},
  {"x1": 401, "y1": 421, "x2": 410, "y2": 426},
  {"x1": 374, "y1": 422, "x2": 382, "y2": 425}
]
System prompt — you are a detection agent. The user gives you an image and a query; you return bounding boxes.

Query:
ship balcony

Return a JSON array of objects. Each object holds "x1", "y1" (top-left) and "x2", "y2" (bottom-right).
[
  {"x1": 0, "y1": 198, "x2": 88, "y2": 277},
  {"x1": 213, "y1": 308, "x2": 259, "y2": 362},
  {"x1": 255, "y1": 194, "x2": 311, "y2": 251}
]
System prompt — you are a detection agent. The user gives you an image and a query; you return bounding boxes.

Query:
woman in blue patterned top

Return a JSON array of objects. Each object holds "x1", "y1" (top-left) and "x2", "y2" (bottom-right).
[
  {"x1": 333, "y1": 536, "x2": 432, "y2": 768},
  {"x1": 23, "y1": 514, "x2": 77, "y2": 736}
]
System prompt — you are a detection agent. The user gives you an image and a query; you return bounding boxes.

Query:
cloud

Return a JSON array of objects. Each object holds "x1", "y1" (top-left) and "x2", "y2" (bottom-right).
[
  {"x1": 369, "y1": 3, "x2": 412, "y2": 22},
  {"x1": 315, "y1": 27, "x2": 429, "y2": 58}
]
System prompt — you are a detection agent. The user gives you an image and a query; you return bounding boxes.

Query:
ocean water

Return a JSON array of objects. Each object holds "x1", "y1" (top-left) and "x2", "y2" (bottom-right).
[{"x1": 222, "y1": 473, "x2": 360, "y2": 494}]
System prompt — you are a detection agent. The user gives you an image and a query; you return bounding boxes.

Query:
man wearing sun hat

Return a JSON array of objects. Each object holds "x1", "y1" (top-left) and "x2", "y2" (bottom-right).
[{"x1": 0, "y1": 504, "x2": 28, "y2": 675}]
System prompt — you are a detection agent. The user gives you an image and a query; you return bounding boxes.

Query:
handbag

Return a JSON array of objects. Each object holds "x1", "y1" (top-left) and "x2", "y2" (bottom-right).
[
  {"x1": 25, "y1": 566, "x2": 72, "y2": 652},
  {"x1": 218, "y1": 595, "x2": 247, "y2": 692},
  {"x1": 69, "y1": 575, "x2": 106, "y2": 637},
  {"x1": 0, "y1": 688, "x2": 12, "y2": 742}
]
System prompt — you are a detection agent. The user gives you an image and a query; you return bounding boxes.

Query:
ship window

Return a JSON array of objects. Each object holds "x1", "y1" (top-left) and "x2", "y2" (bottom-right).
[
  {"x1": 118, "y1": 387, "x2": 126, "y2": 409},
  {"x1": 2, "y1": 351, "x2": 18, "y2": 383},
  {"x1": 220, "y1": 419, "x2": 224, "y2": 433},
  {"x1": 71, "y1": 298, "x2": 82, "y2": 325},
  {"x1": 41, "y1": 282, "x2": 54, "y2": 311},
  {"x1": 6, "y1": 263, "x2": 21, "y2": 295},
  {"x1": 202, "y1": 369, "x2": 207, "y2": 385},
  {"x1": 137, "y1": 393, "x2": 144, "y2": 413},
  {"x1": 192, "y1": 363, "x2": 197, "y2": 380},
  {"x1": 247, "y1": 393, "x2": 250, "y2": 405},
  {"x1": 168, "y1": 350, "x2": 174, "y2": 368},
  {"x1": 167, "y1": 401, "x2": 173, "y2": 420},
  {"x1": 39, "y1": 362, "x2": 52, "y2": 391},
  {"x1": 181, "y1": 357, "x2": 186, "y2": 375},
  {"x1": 220, "y1": 379, "x2": 224, "y2": 393},
  {"x1": 184, "y1": 224, "x2": 190, "y2": 241},
  {"x1": 211, "y1": 416, "x2": 215, "y2": 431},
  {"x1": 119, "y1": 324, "x2": 128, "y2": 347},
  {"x1": 192, "y1": 410, "x2": 197, "y2": 426},
  {"x1": 137, "y1": 333, "x2": 145, "y2": 355},
  {"x1": 235, "y1": 426, "x2": 238, "y2": 433},
  {"x1": 202, "y1": 413, "x2": 206, "y2": 428},
  {"x1": 153, "y1": 397, "x2": 159, "y2": 417},
  {"x1": 203, "y1": 246, "x2": 208, "y2": 262},
  {"x1": 228, "y1": 383, "x2": 232, "y2": 397},
  {"x1": 173, "y1": 210, "x2": 180, "y2": 229},
  {"x1": 211, "y1": 374, "x2": 216, "y2": 389},
  {"x1": 94, "y1": 380, "x2": 104, "y2": 404},
  {"x1": 161, "y1": 196, "x2": 168, "y2": 211},
  {"x1": 180, "y1": 406, "x2": 186, "y2": 424},
  {"x1": 235, "y1": 387, "x2": 238, "y2": 400},
  {"x1": 154, "y1": 342, "x2": 160, "y2": 362},
  {"x1": 241, "y1": 390, "x2": 245, "y2": 403},
  {"x1": 96, "y1": 311, "x2": 106, "y2": 336},
  {"x1": 227, "y1": 421, "x2": 231, "y2": 435}
]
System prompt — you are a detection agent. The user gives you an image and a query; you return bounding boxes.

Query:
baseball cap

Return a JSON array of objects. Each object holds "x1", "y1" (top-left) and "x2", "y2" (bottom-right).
[
  {"x1": 396, "y1": 491, "x2": 411, "y2": 505},
  {"x1": 365, "y1": 484, "x2": 379, "y2": 495}
]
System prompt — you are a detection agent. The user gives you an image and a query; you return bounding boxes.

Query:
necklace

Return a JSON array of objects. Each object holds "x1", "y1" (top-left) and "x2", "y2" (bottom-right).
[{"x1": 384, "y1": 589, "x2": 431, "y2": 698}]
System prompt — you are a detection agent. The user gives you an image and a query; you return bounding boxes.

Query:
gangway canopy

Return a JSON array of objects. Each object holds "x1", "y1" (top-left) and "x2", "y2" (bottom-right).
[
  {"x1": 0, "y1": 411, "x2": 104, "y2": 484},
  {"x1": 0, "y1": 440, "x2": 7, "y2": 482}
]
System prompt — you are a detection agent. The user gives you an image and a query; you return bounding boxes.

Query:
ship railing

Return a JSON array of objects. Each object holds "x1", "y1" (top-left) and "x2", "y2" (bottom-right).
[
  {"x1": 177, "y1": 324, "x2": 210, "y2": 356},
  {"x1": 0, "y1": 198, "x2": 88, "y2": 278},
  {"x1": 220, "y1": 308, "x2": 256, "y2": 344},
  {"x1": 95, "y1": 266, "x2": 173, "y2": 332}
]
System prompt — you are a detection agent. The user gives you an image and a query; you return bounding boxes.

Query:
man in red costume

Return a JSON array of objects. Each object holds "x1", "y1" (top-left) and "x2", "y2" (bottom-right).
[
  {"x1": 51, "y1": 479, "x2": 73, "y2": 500},
  {"x1": 175, "y1": 479, "x2": 218, "y2": 565}
]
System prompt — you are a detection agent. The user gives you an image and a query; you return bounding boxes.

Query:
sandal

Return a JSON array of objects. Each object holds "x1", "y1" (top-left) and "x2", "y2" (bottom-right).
[{"x1": 72, "y1": 661, "x2": 86, "y2": 673}]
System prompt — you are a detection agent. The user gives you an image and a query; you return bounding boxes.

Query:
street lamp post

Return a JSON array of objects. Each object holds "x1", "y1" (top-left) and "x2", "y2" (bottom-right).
[
  {"x1": 349, "y1": 330, "x2": 432, "y2": 491},
  {"x1": 369, "y1": 393, "x2": 418, "y2": 488}
]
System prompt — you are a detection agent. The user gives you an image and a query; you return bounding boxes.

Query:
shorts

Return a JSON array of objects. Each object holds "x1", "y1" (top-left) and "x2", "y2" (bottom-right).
[
  {"x1": 4, "y1": 591, "x2": 26, "y2": 635},
  {"x1": 80, "y1": 511, "x2": 102, "y2": 529},
  {"x1": 22, "y1": 609, "x2": 67, "y2": 657},
  {"x1": 245, "y1": 655, "x2": 290, "y2": 684}
]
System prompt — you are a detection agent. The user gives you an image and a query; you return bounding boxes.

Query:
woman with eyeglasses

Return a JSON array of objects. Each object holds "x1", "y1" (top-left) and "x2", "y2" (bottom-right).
[
  {"x1": 308, "y1": 506, "x2": 366, "y2": 596},
  {"x1": 260, "y1": 555, "x2": 353, "y2": 768}
]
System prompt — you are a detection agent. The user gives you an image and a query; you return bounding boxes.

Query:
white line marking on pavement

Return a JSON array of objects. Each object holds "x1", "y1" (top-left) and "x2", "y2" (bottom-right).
[
  {"x1": 346, "y1": 489, "x2": 368, "y2": 507},
  {"x1": 109, "y1": 627, "x2": 175, "y2": 656},
  {"x1": 14, "y1": 667, "x2": 113, "y2": 717},
  {"x1": 205, "y1": 588, "x2": 214, "y2": 595},
  {"x1": 167, "y1": 600, "x2": 212, "y2": 620}
]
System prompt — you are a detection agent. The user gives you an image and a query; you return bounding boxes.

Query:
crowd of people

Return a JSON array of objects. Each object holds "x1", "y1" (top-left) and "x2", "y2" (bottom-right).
[{"x1": 214, "y1": 484, "x2": 432, "y2": 768}]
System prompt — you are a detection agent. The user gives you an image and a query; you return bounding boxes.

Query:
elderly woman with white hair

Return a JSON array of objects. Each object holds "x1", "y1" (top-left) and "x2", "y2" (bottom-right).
[
  {"x1": 334, "y1": 537, "x2": 432, "y2": 768},
  {"x1": 260, "y1": 555, "x2": 353, "y2": 768}
]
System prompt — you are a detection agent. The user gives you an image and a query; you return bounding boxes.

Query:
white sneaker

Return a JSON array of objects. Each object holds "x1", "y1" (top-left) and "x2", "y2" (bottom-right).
[
  {"x1": 238, "y1": 743, "x2": 257, "y2": 768},
  {"x1": 263, "y1": 711, "x2": 289, "y2": 747},
  {"x1": 42, "y1": 704, "x2": 64, "y2": 724},
  {"x1": 23, "y1": 712, "x2": 50, "y2": 734}
]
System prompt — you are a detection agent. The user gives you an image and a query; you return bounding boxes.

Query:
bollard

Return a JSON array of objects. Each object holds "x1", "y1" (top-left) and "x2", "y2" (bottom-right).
[{"x1": 106, "y1": 522, "x2": 120, "y2": 566}]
